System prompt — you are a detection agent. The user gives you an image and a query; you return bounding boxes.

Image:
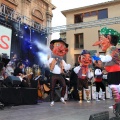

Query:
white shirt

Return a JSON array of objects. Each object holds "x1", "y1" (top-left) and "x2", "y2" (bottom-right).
[{"x1": 48, "y1": 58, "x2": 71, "y2": 74}]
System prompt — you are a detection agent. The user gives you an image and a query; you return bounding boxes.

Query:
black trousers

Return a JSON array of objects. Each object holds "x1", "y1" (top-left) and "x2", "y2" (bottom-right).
[
  {"x1": 50, "y1": 73, "x2": 66, "y2": 101},
  {"x1": 95, "y1": 82, "x2": 105, "y2": 92},
  {"x1": 77, "y1": 78, "x2": 88, "y2": 90}
]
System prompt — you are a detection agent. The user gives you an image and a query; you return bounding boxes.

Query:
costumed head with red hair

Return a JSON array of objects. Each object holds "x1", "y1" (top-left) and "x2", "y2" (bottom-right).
[{"x1": 50, "y1": 38, "x2": 68, "y2": 57}]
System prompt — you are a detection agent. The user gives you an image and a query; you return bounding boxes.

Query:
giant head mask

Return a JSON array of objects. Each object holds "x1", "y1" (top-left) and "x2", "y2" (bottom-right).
[
  {"x1": 78, "y1": 50, "x2": 92, "y2": 66},
  {"x1": 50, "y1": 38, "x2": 69, "y2": 57},
  {"x1": 93, "y1": 27, "x2": 120, "y2": 52}
]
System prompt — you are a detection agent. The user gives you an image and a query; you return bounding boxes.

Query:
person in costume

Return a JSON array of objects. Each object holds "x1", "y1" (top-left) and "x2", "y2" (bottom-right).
[
  {"x1": 92, "y1": 55, "x2": 106, "y2": 101},
  {"x1": 93, "y1": 27, "x2": 120, "y2": 106},
  {"x1": 48, "y1": 38, "x2": 71, "y2": 106},
  {"x1": 74, "y1": 50, "x2": 93, "y2": 103}
]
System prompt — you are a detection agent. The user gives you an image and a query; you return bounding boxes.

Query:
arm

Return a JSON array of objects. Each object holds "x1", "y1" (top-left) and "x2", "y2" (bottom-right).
[
  {"x1": 73, "y1": 66, "x2": 81, "y2": 74},
  {"x1": 99, "y1": 55, "x2": 112, "y2": 62},
  {"x1": 62, "y1": 60, "x2": 71, "y2": 71}
]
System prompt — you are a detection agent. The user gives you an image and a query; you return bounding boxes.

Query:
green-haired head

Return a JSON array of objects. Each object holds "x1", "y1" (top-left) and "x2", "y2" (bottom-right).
[{"x1": 100, "y1": 27, "x2": 120, "y2": 44}]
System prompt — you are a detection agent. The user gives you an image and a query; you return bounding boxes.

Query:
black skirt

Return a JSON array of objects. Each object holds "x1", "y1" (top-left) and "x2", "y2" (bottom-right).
[{"x1": 107, "y1": 71, "x2": 120, "y2": 85}]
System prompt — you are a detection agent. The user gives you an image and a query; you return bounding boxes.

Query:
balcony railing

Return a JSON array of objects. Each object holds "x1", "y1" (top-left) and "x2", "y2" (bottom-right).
[
  {"x1": 0, "y1": 4, "x2": 46, "y2": 33},
  {"x1": 0, "y1": 4, "x2": 120, "y2": 34}
]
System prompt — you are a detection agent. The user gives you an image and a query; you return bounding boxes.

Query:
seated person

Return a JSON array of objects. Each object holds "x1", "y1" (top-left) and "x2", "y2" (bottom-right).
[{"x1": 14, "y1": 62, "x2": 29, "y2": 87}]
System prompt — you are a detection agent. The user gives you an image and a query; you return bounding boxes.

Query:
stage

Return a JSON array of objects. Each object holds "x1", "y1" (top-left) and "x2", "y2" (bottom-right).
[{"x1": 0, "y1": 99, "x2": 116, "y2": 120}]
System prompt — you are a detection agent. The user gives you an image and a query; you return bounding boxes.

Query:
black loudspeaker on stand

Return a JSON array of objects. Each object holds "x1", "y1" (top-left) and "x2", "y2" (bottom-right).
[{"x1": 4, "y1": 76, "x2": 21, "y2": 87}]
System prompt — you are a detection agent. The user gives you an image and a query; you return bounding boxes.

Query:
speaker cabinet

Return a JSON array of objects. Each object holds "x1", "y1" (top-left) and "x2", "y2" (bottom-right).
[
  {"x1": 20, "y1": 88, "x2": 38, "y2": 105},
  {"x1": 0, "y1": 87, "x2": 38, "y2": 105},
  {"x1": 0, "y1": 87, "x2": 22, "y2": 105},
  {"x1": 89, "y1": 111, "x2": 109, "y2": 120},
  {"x1": 4, "y1": 76, "x2": 21, "y2": 87}
]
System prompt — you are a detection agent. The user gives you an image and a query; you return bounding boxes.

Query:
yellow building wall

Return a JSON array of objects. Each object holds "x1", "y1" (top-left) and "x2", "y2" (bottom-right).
[{"x1": 64, "y1": 2, "x2": 120, "y2": 67}]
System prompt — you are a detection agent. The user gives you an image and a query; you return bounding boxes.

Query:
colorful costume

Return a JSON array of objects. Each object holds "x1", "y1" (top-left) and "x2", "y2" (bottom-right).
[
  {"x1": 92, "y1": 56, "x2": 105, "y2": 101},
  {"x1": 74, "y1": 50, "x2": 93, "y2": 103},
  {"x1": 93, "y1": 27, "x2": 120, "y2": 104},
  {"x1": 48, "y1": 38, "x2": 71, "y2": 106}
]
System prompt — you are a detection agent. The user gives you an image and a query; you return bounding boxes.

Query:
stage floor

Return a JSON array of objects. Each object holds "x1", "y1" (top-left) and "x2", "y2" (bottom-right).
[{"x1": 0, "y1": 99, "x2": 116, "y2": 120}]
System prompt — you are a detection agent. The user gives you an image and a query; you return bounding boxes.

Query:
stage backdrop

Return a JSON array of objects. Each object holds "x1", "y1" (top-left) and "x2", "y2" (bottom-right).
[{"x1": 0, "y1": 25, "x2": 12, "y2": 59}]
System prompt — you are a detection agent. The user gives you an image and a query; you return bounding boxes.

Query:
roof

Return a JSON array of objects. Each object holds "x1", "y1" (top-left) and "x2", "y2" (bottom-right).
[{"x1": 61, "y1": 0, "x2": 120, "y2": 16}]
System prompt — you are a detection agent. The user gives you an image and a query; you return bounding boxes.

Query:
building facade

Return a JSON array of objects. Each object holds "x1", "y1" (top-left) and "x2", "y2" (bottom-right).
[
  {"x1": 0, "y1": 0, "x2": 55, "y2": 45},
  {"x1": 61, "y1": 0, "x2": 120, "y2": 67}
]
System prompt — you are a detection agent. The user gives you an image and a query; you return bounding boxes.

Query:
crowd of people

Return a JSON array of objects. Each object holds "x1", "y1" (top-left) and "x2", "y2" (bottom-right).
[{"x1": 0, "y1": 27, "x2": 120, "y2": 109}]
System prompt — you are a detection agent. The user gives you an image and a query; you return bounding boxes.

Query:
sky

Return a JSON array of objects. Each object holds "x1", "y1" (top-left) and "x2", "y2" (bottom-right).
[{"x1": 51, "y1": 0, "x2": 113, "y2": 39}]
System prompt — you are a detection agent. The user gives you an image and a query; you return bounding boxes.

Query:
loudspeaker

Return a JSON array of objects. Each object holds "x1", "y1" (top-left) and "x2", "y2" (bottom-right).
[
  {"x1": 0, "y1": 87, "x2": 22, "y2": 105},
  {"x1": 89, "y1": 111, "x2": 109, "y2": 120},
  {"x1": 4, "y1": 76, "x2": 21, "y2": 87},
  {"x1": 0, "y1": 87, "x2": 38, "y2": 106},
  {"x1": 20, "y1": 88, "x2": 38, "y2": 105}
]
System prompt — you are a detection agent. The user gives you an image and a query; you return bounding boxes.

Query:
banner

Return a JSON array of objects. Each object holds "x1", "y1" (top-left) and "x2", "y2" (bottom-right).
[{"x1": 0, "y1": 25, "x2": 12, "y2": 59}]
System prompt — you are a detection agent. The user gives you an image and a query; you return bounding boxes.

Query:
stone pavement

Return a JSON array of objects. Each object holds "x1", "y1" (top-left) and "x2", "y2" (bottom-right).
[{"x1": 0, "y1": 99, "x2": 116, "y2": 120}]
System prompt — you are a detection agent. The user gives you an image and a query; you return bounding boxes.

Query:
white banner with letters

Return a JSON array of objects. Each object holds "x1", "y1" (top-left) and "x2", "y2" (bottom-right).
[{"x1": 0, "y1": 25, "x2": 12, "y2": 59}]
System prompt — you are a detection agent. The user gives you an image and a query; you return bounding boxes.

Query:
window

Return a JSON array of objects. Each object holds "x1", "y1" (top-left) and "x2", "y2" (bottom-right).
[
  {"x1": 74, "y1": 14, "x2": 83, "y2": 23},
  {"x1": 98, "y1": 9, "x2": 108, "y2": 19},
  {"x1": 74, "y1": 54, "x2": 80, "y2": 65},
  {"x1": 91, "y1": 11, "x2": 97, "y2": 16},
  {"x1": 74, "y1": 8, "x2": 108, "y2": 21},
  {"x1": 84, "y1": 12, "x2": 90, "y2": 17},
  {"x1": 74, "y1": 33, "x2": 84, "y2": 49}
]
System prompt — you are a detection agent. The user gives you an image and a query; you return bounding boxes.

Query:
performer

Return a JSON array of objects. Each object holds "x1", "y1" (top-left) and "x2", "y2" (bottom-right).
[
  {"x1": 14, "y1": 62, "x2": 29, "y2": 87},
  {"x1": 47, "y1": 38, "x2": 71, "y2": 106},
  {"x1": 92, "y1": 56, "x2": 106, "y2": 101},
  {"x1": 74, "y1": 50, "x2": 93, "y2": 103},
  {"x1": 93, "y1": 27, "x2": 120, "y2": 107},
  {"x1": 69, "y1": 63, "x2": 79, "y2": 100}
]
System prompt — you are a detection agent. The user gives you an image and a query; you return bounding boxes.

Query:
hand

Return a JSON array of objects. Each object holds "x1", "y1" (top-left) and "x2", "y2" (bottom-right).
[
  {"x1": 55, "y1": 58, "x2": 58, "y2": 61},
  {"x1": 102, "y1": 70, "x2": 107, "y2": 74}
]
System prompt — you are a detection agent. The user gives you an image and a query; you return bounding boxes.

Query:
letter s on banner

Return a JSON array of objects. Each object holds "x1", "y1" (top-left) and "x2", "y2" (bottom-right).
[
  {"x1": 0, "y1": 25, "x2": 12, "y2": 59},
  {"x1": 0, "y1": 35, "x2": 10, "y2": 49}
]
